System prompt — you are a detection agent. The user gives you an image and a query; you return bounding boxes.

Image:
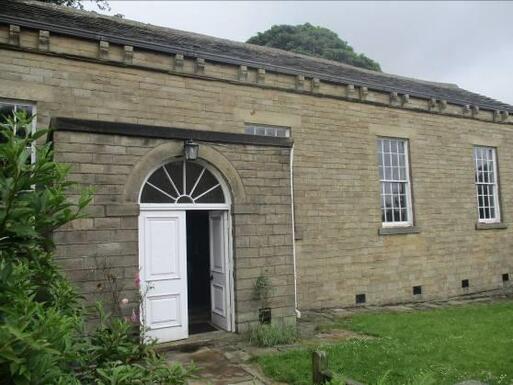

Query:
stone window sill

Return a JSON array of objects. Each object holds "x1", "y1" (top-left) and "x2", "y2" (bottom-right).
[
  {"x1": 378, "y1": 226, "x2": 420, "y2": 236},
  {"x1": 475, "y1": 222, "x2": 508, "y2": 230}
]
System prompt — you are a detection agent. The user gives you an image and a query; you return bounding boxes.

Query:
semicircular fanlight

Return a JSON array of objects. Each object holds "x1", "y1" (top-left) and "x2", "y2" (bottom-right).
[{"x1": 140, "y1": 160, "x2": 225, "y2": 204}]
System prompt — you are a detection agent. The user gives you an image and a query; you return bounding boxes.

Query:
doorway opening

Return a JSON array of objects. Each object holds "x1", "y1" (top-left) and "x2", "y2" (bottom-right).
[
  {"x1": 138, "y1": 159, "x2": 233, "y2": 343},
  {"x1": 186, "y1": 210, "x2": 216, "y2": 335}
]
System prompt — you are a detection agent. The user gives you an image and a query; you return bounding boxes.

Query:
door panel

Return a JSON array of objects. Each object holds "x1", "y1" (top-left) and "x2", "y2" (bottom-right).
[
  {"x1": 209, "y1": 211, "x2": 230, "y2": 330},
  {"x1": 139, "y1": 210, "x2": 188, "y2": 342}
]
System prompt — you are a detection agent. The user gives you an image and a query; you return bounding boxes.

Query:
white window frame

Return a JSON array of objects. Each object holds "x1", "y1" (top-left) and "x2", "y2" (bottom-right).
[
  {"x1": 0, "y1": 99, "x2": 37, "y2": 164},
  {"x1": 474, "y1": 146, "x2": 501, "y2": 224},
  {"x1": 245, "y1": 123, "x2": 290, "y2": 138},
  {"x1": 378, "y1": 137, "x2": 414, "y2": 227}
]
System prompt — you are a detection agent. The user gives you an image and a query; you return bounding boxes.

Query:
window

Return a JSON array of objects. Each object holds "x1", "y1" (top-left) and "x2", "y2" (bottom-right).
[
  {"x1": 474, "y1": 146, "x2": 500, "y2": 223},
  {"x1": 245, "y1": 124, "x2": 290, "y2": 138},
  {"x1": 377, "y1": 137, "x2": 413, "y2": 226},
  {"x1": 0, "y1": 100, "x2": 36, "y2": 163},
  {"x1": 140, "y1": 160, "x2": 226, "y2": 204}
]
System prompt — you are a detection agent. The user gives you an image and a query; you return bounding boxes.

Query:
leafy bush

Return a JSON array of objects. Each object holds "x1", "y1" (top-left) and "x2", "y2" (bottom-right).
[
  {"x1": 248, "y1": 323, "x2": 298, "y2": 347},
  {"x1": 0, "y1": 111, "x2": 195, "y2": 385}
]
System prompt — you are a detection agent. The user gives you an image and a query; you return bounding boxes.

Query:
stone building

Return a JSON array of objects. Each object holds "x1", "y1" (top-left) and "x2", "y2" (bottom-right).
[{"x1": 1, "y1": 0, "x2": 512, "y2": 342}]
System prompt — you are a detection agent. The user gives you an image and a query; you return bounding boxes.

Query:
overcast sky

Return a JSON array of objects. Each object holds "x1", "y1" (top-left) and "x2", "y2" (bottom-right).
[{"x1": 85, "y1": 1, "x2": 513, "y2": 105}]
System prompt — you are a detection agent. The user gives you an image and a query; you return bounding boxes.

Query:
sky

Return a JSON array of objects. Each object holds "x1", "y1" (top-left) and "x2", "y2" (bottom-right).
[{"x1": 85, "y1": 1, "x2": 513, "y2": 105}]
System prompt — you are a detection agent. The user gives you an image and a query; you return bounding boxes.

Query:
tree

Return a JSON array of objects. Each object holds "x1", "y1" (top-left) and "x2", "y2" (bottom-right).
[
  {"x1": 35, "y1": 0, "x2": 110, "y2": 11},
  {"x1": 247, "y1": 23, "x2": 381, "y2": 72},
  {"x1": 0, "y1": 112, "x2": 194, "y2": 384}
]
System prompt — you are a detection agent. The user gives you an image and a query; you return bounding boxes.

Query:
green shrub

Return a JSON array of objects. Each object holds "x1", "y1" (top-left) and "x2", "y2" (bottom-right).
[
  {"x1": 0, "y1": 111, "x2": 195, "y2": 385},
  {"x1": 248, "y1": 323, "x2": 298, "y2": 347}
]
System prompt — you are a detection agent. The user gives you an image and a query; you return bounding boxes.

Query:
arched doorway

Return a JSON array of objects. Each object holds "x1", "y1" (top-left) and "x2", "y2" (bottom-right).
[{"x1": 138, "y1": 158, "x2": 233, "y2": 342}]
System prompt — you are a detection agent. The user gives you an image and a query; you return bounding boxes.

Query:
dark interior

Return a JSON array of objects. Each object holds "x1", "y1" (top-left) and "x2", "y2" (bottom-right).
[{"x1": 186, "y1": 210, "x2": 216, "y2": 334}]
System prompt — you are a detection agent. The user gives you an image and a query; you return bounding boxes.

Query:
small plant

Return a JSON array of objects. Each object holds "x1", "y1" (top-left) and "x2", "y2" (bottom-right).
[
  {"x1": 254, "y1": 275, "x2": 272, "y2": 305},
  {"x1": 248, "y1": 322, "x2": 298, "y2": 347},
  {"x1": 254, "y1": 275, "x2": 273, "y2": 323}
]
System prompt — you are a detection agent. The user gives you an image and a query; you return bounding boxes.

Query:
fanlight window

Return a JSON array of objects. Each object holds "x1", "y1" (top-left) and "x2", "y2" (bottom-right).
[{"x1": 140, "y1": 160, "x2": 225, "y2": 204}]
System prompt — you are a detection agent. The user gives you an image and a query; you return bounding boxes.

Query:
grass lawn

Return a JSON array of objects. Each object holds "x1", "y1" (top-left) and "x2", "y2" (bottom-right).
[{"x1": 257, "y1": 301, "x2": 513, "y2": 385}]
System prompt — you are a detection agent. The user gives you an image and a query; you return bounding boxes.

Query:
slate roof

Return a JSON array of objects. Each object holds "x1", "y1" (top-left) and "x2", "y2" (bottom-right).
[{"x1": 2, "y1": 0, "x2": 512, "y2": 112}]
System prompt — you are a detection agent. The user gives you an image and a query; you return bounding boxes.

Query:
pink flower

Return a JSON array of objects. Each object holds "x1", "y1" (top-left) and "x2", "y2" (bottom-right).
[
  {"x1": 130, "y1": 309, "x2": 138, "y2": 323},
  {"x1": 135, "y1": 273, "x2": 141, "y2": 289},
  {"x1": 121, "y1": 298, "x2": 129, "y2": 305}
]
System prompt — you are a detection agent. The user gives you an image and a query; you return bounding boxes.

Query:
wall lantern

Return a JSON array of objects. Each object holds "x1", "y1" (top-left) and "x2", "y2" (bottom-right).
[{"x1": 184, "y1": 139, "x2": 199, "y2": 160}]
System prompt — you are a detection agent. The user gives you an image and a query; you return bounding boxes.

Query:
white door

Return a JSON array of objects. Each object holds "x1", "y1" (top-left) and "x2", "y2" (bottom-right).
[
  {"x1": 139, "y1": 210, "x2": 188, "y2": 342},
  {"x1": 209, "y1": 211, "x2": 231, "y2": 331}
]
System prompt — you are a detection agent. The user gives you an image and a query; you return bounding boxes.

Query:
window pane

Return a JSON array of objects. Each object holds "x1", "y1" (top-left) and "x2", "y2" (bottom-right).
[
  {"x1": 140, "y1": 184, "x2": 174, "y2": 203},
  {"x1": 141, "y1": 160, "x2": 225, "y2": 204},
  {"x1": 185, "y1": 162, "x2": 204, "y2": 194},
  {"x1": 195, "y1": 185, "x2": 224, "y2": 203},
  {"x1": 474, "y1": 146, "x2": 499, "y2": 221},
  {"x1": 377, "y1": 138, "x2": 411, "y2": 224},
  {"x1": 0, "y1": 104, "x2": 15, "y2": 123},
  {"x1": 246, "y1": 124, "x2": 290, "y2": 138}
]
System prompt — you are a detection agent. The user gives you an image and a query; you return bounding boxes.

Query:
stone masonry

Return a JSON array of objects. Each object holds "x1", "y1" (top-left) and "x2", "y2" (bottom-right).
[
  {"x1": 0, "y1": 16, "x2": 512, "y2": 327},
  {"x1": 52, "y1": 130, "x2": 295, "y2": 331}
]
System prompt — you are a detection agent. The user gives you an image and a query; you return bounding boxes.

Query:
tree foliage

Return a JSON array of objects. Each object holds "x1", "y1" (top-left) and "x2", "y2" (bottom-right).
[
  {"x1": 247, "y1": 23, "x2": 381, "y2": 72},
  {"x1": 0, "y1": 112, "x2": 194, "y2": 384},
  {"x1": 34, "y1": 0, "x2": 110, "y2": 11}
]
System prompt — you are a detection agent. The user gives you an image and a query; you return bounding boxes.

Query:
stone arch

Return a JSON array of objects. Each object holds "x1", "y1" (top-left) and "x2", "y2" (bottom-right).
[{"x1": 123, "y1": 142, "x2": 246, "y2": 204}]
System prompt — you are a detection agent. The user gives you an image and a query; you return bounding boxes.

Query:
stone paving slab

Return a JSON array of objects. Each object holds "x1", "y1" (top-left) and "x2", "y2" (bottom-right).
[{"x1": 166, "y1": 346, "x2": 256, "y2": 385}]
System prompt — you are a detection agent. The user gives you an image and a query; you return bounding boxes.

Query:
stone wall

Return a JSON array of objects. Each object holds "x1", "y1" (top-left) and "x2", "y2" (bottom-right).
[
  {"x1": 52, "y1": 130, "x2": 295, "y2": 331},
  {"x1": 0, "y1": 32, "x2": 512, "y2": 316}
]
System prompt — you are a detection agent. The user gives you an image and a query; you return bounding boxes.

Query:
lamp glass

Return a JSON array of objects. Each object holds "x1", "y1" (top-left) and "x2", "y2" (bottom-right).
[{"x1": 184, "y1": 141, "x2": 199, "y2": 160}]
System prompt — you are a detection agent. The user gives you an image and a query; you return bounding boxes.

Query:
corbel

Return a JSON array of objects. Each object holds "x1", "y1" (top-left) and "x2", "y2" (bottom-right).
[
  {"x1": 401, "y1": 94, "x2": 410, "y2": 106},
  {"x1": 9, "y1": 25, "x2": 20, "y2": 46},
  {"x1": 501, "y1": 111, "x2": 510, "y2": 122},
  {"x1": 390, "y1": 91, "x2": 399, "y2": 104},
  {"x1": 257, "y1": 68, "x2": 266, "y2": 84},
  {"x1": 38, "y1": 30, "x2": 50, "y2": 51},
  {"x1": 428, "y1": 98, "x2": 437, "y2": 111},
  {"x1": 195, "y1": 58, "x2": 205, "y2": 74},
  {"x1": 471, "y1": 105, "x2": 479, "y2": 117},
  {"x1": 98, "y1": 40, "x2": 109, "y2": 60},
  {"x1": 346, "y1": 84, "x2": 356, "y2": 97},
  {"x1": 438, "y1": 100, "x2": 447, "y2": 112},
  {"x1": 462, "y1": 105, "x2": 471, "y2": 115},
  {"x1": 238, "y1": 65, "x2": 248, "y2": 81},
  {"x1": 174, "y1": 53, "x2": 184, "y2": 71},
  {"x1": 359, "y1": 86, "x2": 369, "y2": 100},
  {"x1": 296, "y1": 75, "x2": 305, "y2": 91},
  {"x1": 312, "y1": 78, "x2": 320, "y2": 93},
  {"x1": 123, "y1": 45, "x2": 134, "y2": 65}
]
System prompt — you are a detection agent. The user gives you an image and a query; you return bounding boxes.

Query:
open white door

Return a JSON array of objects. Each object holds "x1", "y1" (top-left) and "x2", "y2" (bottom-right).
[
  {"x1": 139, "y1": 210, "x2": 188, "y2": 342},
  {"x1": 209, "y1": 211, "x2": 231, "y2": 331}
]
